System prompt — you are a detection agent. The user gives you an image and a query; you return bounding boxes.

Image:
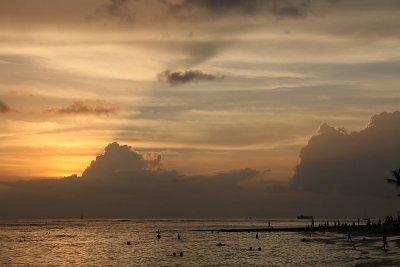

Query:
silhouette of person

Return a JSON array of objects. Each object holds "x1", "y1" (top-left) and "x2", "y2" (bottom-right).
[
  {"x1": 347, "y1": 231, "x2": 352, "y2": 242},
  {"x1": 177, "y1": 233, "x2": 181, "y2": 240},
  {"x1": 157, "y1": 232, "x2": 161, "y2": 239},
  {"x1": 268, "y1": 221, "x2": 271, "y2": 228},
  {"x1": 383, "y1": 227, "x2": 388, "y2": 250},
  {"x1": 256, "y1": 232, "x2": 259, "y2": 239}
]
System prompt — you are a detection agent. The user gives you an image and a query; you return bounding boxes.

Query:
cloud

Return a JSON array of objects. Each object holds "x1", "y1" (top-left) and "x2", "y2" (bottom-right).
[
  {"x1": 0, "y1": 100, "x2": 12, "y2": 113},
  {"x1": 0, "y1": 135, "x2": 399, "y2": 219},
  {"x1": 158, "y1": 70, "x2": 224, "y2": 86},
  {"x1": 164, "y1": 0, "x2": 337, "y2": 19},
  {"x1": 82, "y1": 142, "x2": 161, "y2": 178},
  {"x1": 0, "y1": 142, "x2": 280, "y2": 218},
  {"x1": 291, "y1": 111, "x2": 400, "y2": 197},
  {"x1": 86, "y1": 0, "x2": 134, "y2": 24},
  {"x1": 47, "y1": 102, "x2": 116, "y2": 116},
  {"x1": 82, "y1": 0, "x2": 340, "y2": 29}
]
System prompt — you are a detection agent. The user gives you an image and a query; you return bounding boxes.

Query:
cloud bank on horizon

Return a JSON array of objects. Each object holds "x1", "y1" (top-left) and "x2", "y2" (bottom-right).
[{"x1": 0, "y1": 111, "x2": 399, "y2": 219}]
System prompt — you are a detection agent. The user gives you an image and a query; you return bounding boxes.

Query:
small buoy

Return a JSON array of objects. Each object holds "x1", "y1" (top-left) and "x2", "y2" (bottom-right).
[
  {"x1": 172, "y1": 252, "x2": 176, "y2": 256},
  {"x1": 249, "y1": 247, "x2": 253, "y2": 251},
  {"x1": 301, "y1": 238, "x2": 306, "y2": 242},
  {"x1": 179, "y1": 252, "x2": 183, "y2": 257},
  {"x1": 19, "y1": 239, "x2": 22, "y2": 242},
  {"x1": 258, "y1": 247, "x2": 261, "y2": 251},
  {"x1": 127, "y1": 241, "x2": 131, "y2": 245},
  {"x1": 216, "y1": 242, "x2": 225, "y2": 246}
]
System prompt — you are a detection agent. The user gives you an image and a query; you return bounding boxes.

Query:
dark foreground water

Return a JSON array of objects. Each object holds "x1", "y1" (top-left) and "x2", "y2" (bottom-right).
[{"x1": 0, "y1": 219, "x2": 399, "y2": 266}]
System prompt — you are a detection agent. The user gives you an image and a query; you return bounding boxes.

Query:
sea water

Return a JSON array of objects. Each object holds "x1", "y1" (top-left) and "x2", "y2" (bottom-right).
[{"x1": 0, "y1": 219, "x2": 399, "y2": 266}]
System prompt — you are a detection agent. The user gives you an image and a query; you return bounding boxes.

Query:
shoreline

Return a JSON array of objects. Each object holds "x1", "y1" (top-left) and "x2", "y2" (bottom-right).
[{"x1": 195, "y1": 224, "x2": 400, "y2": 236}]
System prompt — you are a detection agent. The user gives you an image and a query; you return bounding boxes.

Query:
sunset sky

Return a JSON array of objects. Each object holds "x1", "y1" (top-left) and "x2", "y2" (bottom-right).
[{"x1": 1, "y1": 0, "x2": 400, "y2": 184}]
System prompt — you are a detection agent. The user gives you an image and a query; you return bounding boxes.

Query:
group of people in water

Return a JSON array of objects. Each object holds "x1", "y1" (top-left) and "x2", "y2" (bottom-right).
[
  {"x1": 153, "y1": 229, "x2": 265, "y2": 254},
  {"x1": 308, "y1": 217, "x2": 393, "y2": 251},
  {"x1": 124, "y1": 217, "x2": 397, "y2": 254}
]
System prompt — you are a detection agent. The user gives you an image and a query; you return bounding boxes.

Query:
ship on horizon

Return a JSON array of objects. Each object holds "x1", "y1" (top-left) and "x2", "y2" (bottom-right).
[{"x1": 297, "y1": 215, "x2": 313, "y2": 219}]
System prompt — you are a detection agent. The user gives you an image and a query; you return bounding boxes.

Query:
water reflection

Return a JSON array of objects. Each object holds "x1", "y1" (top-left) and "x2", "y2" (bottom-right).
[{"x1": 0, "y1": 219, "x2": 399, "y2": 266}]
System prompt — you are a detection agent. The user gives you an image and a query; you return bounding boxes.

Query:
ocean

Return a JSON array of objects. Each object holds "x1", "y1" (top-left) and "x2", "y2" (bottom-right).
[{"x1": 0, "y1": 219, "x2": 399, "y2": 266}]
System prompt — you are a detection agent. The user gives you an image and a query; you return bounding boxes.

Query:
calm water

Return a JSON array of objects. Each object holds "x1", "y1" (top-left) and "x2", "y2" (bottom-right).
[{"x1": 0, "y1": 219, "x2": 399, "y2": 266}]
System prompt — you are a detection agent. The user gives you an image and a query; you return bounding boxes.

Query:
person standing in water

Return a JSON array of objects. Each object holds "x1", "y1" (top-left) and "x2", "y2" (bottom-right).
[
  {"x1": 383, "y1": 227, "x2": 388, "y2": 250},
  {"x1": 156, "y1": 229, "x2": 161, "y2": 239}
]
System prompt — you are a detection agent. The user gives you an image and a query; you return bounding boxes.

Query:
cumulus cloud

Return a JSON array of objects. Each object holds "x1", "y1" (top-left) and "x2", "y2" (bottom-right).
[
  {"x1": 1, "y1": 134, "x2": 399, "y2": 219},
  {"x1": 0, "y1": 100, "x2": 12, "y2": 113},
  {"x1": 291, "y1": 111, "x2": 400, "y2": 197},
  {"x1": 47, "y1": 102, "x2": 116, "y2": 116},
  {"x1": 0, "y1": 142, "x2": 281, "y2": 218},
  {"x1": 82, "y1": 142, "x2": 161, "y2": 178},
  {"x1": 158, "y1": 70, "x2": 224, "y2": 86}
]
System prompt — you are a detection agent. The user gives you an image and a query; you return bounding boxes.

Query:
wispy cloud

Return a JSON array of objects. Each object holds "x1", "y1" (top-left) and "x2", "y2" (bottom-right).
[
  {"x1": 165, "y1": 0, "x2": 326, "y2": 19},
  {"x1": 158, "y1": 70, "x2": 224, "y2": 86},
  {"x1": 0, "y1": 100, "x2": 12, "y2": 113},
  {"x1": 86, "y1": 0, "x2": 134, "y2": 24},
  {"x1": 47, "y1": 102, "x2": 116, "y2": 116}
]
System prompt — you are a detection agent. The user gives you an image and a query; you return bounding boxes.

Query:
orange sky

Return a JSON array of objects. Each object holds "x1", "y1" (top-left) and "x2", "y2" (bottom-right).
[{"x1": 1, "y1": 0, "x2": 400, "y2": 180}]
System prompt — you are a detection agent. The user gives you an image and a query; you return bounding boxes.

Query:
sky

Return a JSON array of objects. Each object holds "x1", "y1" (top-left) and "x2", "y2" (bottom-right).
[{"x1": 1, "y1": 0, "x2": 400, "y2": 218}]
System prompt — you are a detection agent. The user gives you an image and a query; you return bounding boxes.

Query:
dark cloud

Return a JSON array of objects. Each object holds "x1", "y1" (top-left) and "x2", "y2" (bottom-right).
[
  {"x1": 86, "y1": 0, "x2": 134, "y2": 24},
  {"x1": 0, "y1": 137, "x2": 399, "y2": 219},
  {"x1": 0, "y1": 142, "x2": 280, "y2": 218},
  {"x1": 0, "y1": 100, "x2": 12, "y2": 113},
  {"x1": 47, "y1": 102, "x2": 116, "y2": 116},
  {"x1": 82, "y1": 142, "x2": 161, "y2": 178},
  {"x1": 164, "y1": 0, "x2": 335, "y2": 19},
  {"x1": 158, "y1": 70, "x2": 224, "y2": 86},
  {"x1": 291, "y1": 111, "x2": 400, "y2": 197}
]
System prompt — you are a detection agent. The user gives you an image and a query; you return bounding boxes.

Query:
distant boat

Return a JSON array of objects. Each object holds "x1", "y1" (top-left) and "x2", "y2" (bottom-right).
[{"x1": 297, "y1": 215, "x2": 313, "y2": 219}]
